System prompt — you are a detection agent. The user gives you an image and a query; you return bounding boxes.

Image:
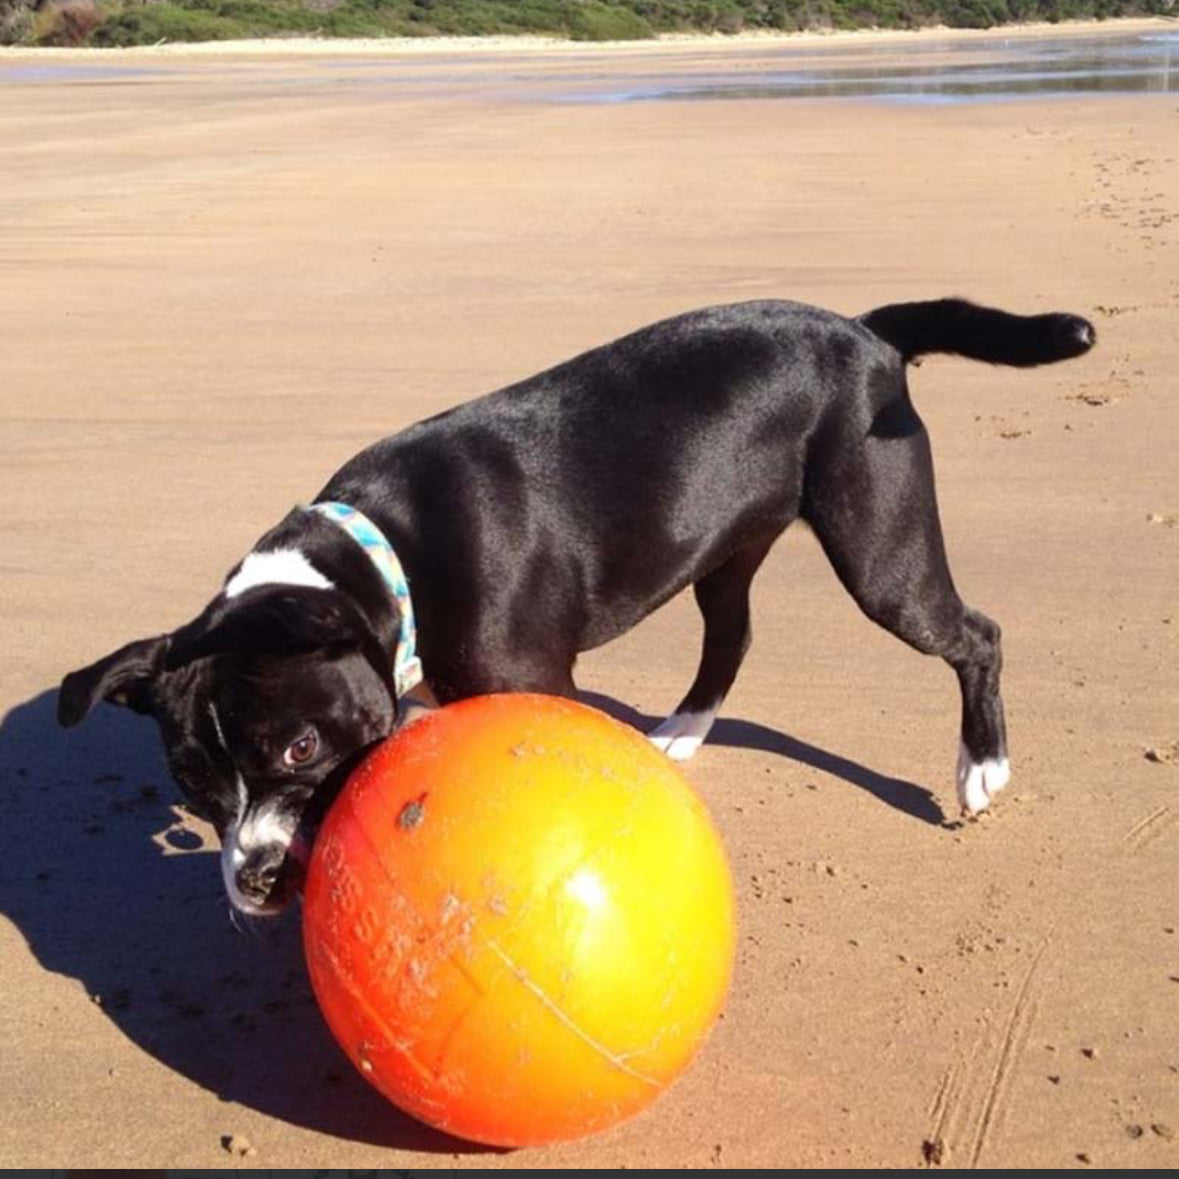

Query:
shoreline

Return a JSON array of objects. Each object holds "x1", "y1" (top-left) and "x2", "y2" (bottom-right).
[{"x1": 0, "y1": 14, "x2": 1173, "y2": 60}]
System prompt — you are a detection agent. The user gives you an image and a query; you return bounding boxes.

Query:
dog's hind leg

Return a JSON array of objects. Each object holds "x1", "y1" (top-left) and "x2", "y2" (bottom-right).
[
  {"x1": 649, "y1": 538, "x2": 775, "y2": 761},
  {"x1": 804, "y1": 408, "x2": 1008, "y2": 815}
]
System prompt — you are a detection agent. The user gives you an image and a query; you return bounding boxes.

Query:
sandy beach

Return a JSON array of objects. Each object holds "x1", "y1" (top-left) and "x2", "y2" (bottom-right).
[{"x1": 1, "y1": 17, "x2": 1176, "y2": 1169}]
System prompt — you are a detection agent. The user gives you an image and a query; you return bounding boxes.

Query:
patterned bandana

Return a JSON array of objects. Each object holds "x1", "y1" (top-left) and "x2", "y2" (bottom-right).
[{"x1": 307, "y1": 501, "x2": 424, "y2": 698}]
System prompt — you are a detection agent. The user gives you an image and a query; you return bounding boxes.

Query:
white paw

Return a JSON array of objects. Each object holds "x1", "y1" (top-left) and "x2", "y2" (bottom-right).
[
  {"x1": 648, "y1": 709, "x2": 716, "y2": 762},
  {"x1": 956, "y1": 742, "x2": 1011, "y2": 815}
]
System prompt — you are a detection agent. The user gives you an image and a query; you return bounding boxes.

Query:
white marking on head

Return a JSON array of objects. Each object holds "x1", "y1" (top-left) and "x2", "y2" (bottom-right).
[
  {"x1": 648, "y1": 707, "x2": 718, "y2": 762},
  {"x1": 225, "y1": 549, "x2": 334, "y2": 599},
  {"x1": 238, "y1": 800, "x2": 297, "y2": 854},
  {"x1": 208, "y1": 701, "x2": 231, "y2": 757},
  {"x1": 221, "y1": 818, "x2": 247, "y2": 903},
  {"x1": 208, "y1": 705, "x2": 284, "y2": 915}
]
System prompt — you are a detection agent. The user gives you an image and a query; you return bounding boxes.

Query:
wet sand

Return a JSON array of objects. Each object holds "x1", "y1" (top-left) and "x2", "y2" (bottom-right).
[{"x1": 1, "y1": 19, "x2": 1176, "y2": 1169}]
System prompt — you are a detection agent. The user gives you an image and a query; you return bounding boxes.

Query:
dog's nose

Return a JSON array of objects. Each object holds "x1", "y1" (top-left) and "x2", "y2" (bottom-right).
[{"x1": 236, "y1": 851, "x2": 282, "y2": 903}]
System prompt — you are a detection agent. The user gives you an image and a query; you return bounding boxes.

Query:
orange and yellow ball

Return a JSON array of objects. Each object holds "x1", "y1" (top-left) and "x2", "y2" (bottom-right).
[{"x1": 303, "y1": 694, "x2": 735, "y2": 1147}]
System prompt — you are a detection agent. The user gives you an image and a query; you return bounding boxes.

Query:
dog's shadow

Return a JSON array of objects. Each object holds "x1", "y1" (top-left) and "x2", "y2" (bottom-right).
[
  {"x1": 580, "y1": 692, "x2": 946, "y2": 827},
  {"x1": 0, "y1": 687, "x2": 944, "y2": 1151},
  {"x1": 0, "y1": 689, "x2": 484, "y2": 1153}
]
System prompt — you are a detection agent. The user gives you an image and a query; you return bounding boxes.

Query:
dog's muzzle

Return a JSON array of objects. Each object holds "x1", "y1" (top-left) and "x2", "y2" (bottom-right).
[{"x1": 222, "y1": 809, "x2": 312, "y2": 916}]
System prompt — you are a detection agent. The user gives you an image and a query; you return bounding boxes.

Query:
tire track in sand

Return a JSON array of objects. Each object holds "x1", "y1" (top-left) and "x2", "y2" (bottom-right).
[{"x1": 923, "y1": 938, "x2": 1050, "y2": 1167}]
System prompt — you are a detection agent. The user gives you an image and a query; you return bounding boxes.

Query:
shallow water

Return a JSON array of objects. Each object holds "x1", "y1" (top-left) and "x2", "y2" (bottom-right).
[
  {"x1": 3, "y1": 28, "x2": 1177, "y2": 105},
  {"x1": 0, "y1": 61, "x2": 161, "y2": 82},
  {"x1": 557, "y1": 31, "x2": 1179, "y2": 104}
]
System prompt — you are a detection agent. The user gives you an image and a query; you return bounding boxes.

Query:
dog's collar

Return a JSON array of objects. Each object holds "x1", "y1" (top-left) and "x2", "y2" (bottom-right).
[{"x1": 308, "y1": 501, "x2": 423, "y2": 698}]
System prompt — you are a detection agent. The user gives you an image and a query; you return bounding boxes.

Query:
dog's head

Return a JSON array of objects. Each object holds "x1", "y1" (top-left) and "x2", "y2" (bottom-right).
[{"x1": 58, "y1": 582, "x2": 399, "y2": 916}]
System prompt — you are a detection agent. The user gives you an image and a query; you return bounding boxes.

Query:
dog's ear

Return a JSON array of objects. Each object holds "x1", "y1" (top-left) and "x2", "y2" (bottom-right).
[
  {"x1": 164, "y1": 585, "x2": 371, "y2": 670},
  {"x1": 58, "y1": 635, "x2": 170, "y2": 727}
]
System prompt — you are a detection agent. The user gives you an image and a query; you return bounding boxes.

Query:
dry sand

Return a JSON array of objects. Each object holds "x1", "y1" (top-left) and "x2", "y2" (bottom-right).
[{"x1": 1, "y1": 18, "x2": 1176, "y2": 1169}]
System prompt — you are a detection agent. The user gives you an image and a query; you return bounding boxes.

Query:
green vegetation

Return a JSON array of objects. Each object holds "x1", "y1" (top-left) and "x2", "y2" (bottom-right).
[{"x1": 0, "y1": 0, "x2": 1173, "y2": 48}]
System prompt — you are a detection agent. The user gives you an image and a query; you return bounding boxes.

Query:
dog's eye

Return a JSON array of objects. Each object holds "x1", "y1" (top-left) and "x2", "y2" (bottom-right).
[{"x1": 283, "y1": 730, "x2": 319, "y2": 768}]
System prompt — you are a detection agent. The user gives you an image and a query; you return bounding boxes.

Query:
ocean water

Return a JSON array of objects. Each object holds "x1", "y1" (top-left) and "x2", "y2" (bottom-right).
[{"x1": 3, "y1": 28, "x2": 1177, "y2": 106}]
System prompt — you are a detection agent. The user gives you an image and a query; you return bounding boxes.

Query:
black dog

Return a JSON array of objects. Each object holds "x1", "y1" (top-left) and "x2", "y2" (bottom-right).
[{"x1": 58, "y1": 297, "x2": 1094, "y2": 915}]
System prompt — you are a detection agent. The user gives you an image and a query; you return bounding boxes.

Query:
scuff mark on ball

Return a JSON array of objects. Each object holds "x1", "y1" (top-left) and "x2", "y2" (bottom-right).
[{"x1": 398, "y1": 793, "x2": 428, "y2": 830}]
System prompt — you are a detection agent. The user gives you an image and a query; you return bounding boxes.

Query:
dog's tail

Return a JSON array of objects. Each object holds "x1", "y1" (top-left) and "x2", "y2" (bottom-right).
[{"x1": 859, "y1": 298, "x2": 1095, "y2": 368}]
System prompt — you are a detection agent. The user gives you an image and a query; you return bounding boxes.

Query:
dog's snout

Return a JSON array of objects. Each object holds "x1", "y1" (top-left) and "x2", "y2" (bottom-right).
[
  {"x1": 236, "y1": 850, "x2": 282, "y2": 903},
  {"x1": 221, "y1": 798, "x2": 311, "y2": 916}
]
